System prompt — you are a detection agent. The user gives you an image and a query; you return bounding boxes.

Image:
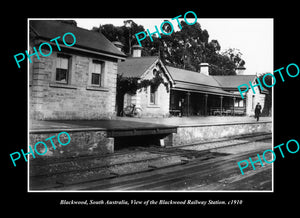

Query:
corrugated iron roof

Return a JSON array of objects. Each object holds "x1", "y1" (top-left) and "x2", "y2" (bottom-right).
[
  {"x1": 117, "y1": 56, "x2": 266, "y2": 96},
  {"x1": 166, "y1": 66, "x2": 221, "y2": 87},
  {"x1": 212, "y1": 75, "x2": 256, "y2": 89},
  {"x1": 30, "y1": 20, "x2": 126, "y2": 59},
  {"x1": 166, "y1": 66, "x2": 238, "y2": 97}
]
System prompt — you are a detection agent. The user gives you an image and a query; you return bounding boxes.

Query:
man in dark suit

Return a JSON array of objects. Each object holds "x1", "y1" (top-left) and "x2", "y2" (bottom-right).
[{"x1": 254, "y1": 102, "x2": 262, "y2": 121}]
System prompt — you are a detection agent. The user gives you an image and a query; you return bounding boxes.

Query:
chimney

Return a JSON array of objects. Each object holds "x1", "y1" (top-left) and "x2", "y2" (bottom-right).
[
  {"x1": 132, "y1": 44, "x2": 142, "y2": 57},
  {"x1": 200, "y1": 63, "x2": 209, "y2": 76},
  {"x1": 235, "y1": 66, "x2": 246, "y2": 75},
  {"x1": 112, "y1": 41, "x2": 124, "y2": 52}
]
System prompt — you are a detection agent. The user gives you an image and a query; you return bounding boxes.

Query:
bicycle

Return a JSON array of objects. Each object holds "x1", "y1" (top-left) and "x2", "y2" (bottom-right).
[{"x1": 121, "y1": 104, "x2": 142, "y2": 118}]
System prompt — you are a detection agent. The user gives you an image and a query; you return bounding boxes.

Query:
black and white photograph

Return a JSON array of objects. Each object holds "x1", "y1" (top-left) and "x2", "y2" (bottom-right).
[
  {"x1": 27, "y1": 18, "x2": 273, "y2": 191},
  {"x1": 4, "y1": 4, "x2": 300, "y2": 212}
]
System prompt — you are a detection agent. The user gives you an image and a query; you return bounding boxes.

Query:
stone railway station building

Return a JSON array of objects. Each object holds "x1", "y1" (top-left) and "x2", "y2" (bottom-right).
[
  {"x1": 27, "y1": 21, "x2": 272, "y2": 190},
  {"x1": 118, "y1": 47, "x2": 268, "y2": 118},
  {"x1": 29, "y1": 20, "x2": 126, "y2": 120},
  {"x1": 29, "y1": 20, "x2": 268, "y2": 120}
]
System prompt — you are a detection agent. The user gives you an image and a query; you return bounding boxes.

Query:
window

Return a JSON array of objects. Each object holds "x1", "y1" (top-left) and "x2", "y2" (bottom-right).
[
  {"x1": 86, "y1": 59, "x2": 108, "y2": 91},
  {"x1": 56, "y1": 55, "x2": 69, "y2": 84},
  {"x1": 235, "y1": 99, "x2": 244, "y2": 107},
  {"x1": 91, "y1": 61, "x2": 102, "y2": 86},
  {"x1": 239, "y1": 99, "x2": 244, "y2": 107},
  {"x1": 153, "y1": 69, "x2": 157, "y2": 76},
  {"x1": 150, "y1": 85, "x2": 157, "y2": 105},
  {"x1": 252, "y1": 95, "x2": 255, "y2": 109}
]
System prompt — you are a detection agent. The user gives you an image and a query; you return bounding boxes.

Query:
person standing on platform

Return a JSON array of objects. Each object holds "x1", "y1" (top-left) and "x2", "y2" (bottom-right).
[
  {"x1": 179, "y1": 99, "x2": 183, "y2": 117},
  {"x1": 254, "y1": 102, "x2": 262, "y2": 121}
]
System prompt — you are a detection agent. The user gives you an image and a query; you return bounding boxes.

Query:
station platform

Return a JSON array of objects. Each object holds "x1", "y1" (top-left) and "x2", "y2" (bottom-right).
[
  {"x1": 114, "y1": 116, "x2": 272, "y2": 127},
  {"x1": 30, "y1": 116, "x2": 271, "y2": 132},
  {"x1": 28, "y1": 116, "x2": 272, "y2": 190},
  {"x1": 28, "y1": 116, "x2": 272, "y2": 160},
  {"x1": 30, "y1": 119, "x2": 178, "y2": 137},
  {"x1": 115, "y1": 116, "x2": 272, "y2": 146}
]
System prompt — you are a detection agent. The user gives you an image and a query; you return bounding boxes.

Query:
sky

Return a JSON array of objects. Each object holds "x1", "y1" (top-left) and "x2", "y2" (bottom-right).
[{"x1": 74, "y1": 18, "x2": 273, "y2": 75}]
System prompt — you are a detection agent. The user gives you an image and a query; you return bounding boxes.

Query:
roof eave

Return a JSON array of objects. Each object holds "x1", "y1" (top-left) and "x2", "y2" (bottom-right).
[
  {"x1": 30, "y1": 24, "x2": 127, "y2": 60},
  {"x1": 41, "y1": 40, "x2": 126, "y2": 60}
]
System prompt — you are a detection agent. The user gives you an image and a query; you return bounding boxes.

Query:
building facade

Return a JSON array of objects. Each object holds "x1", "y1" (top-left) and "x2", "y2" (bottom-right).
[
  {"x1": 29, "y1": 20, "x2": 126, "y2": 120},
  {"x1": 117, "y1": 46, "x2": 267, "y2": 117},
  {"x1": 29, "y1": 21, "x2": 268, "y2": 120},
  {"x1": 118, "y1": 54, "x2": 174, "y2": 118}
]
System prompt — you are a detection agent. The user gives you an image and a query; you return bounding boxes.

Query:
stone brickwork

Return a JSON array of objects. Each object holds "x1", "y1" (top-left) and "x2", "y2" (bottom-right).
[
  {"x1": 138, "y1": 83, "x2": 170, "y2": 117},
  {"x1": 29, "y1": 130, "x2": 114, "y2": 189},
  {"x1": 123, "y1": 60, "x2": 171, "y2": 118},
  {"x1": 30, "y1": 49, "x2": 118, "y2": 120},
  {"x1": 29, "y1": 130, "x2": 114, "y2": 160},
  {"x1": 173, "y1": 121, "x2": 272, "y2": 146}
]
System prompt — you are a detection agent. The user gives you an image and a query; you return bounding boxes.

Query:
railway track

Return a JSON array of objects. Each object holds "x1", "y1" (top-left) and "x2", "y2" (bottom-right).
[{"x1": 30, "y1": 131, "x2": 272, "y2": 190}]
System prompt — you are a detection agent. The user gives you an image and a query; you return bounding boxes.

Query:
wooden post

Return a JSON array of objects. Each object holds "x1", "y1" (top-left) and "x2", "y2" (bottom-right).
[
  {"x1": 186, "y1": 92, "x2": 190, "y2": 117},
  {"x1": 233, "y1": 97, "x2": 236, "y2": 116},
  {"x1": 204, "y1": 94, "x2": 208, "y2": 116},
  {"x1": 244, "y1": 97, "x2": 246, "y2": 115},
  {"x1": 220, "y1": 96, "x2": 223, "y2": 116}
]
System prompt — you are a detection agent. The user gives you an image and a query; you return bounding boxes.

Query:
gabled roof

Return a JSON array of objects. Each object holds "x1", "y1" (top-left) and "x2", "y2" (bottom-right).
[
  {"x1": 166, "y1": 66, "x2": 239, "y2": 97},
  {"x1": 30, "y1": 20, "x2": 126, "y2": 59},
  {"x1": 118, "y1": 56, "x2": 266, "y2": 97},
  {"x1": 118, "y1": 56, "x2": 159, "y2": 77},
  {"x1": 212, "y1": 75, "x2": 256, "y2": 89}
]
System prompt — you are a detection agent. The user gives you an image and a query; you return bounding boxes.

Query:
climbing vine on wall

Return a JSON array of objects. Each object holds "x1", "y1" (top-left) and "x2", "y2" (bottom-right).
[{"x1": 117, "y1": 72, "x2": 169, "y2": 96}]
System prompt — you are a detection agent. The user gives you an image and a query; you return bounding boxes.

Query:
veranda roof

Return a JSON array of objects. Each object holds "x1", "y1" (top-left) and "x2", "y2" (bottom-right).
[{"x1": 166, "y1": 66, "x2": 240, "y2": 97}]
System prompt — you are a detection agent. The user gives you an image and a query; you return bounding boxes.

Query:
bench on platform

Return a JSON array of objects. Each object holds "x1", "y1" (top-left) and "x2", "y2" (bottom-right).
[
  {"x1": 211, "y1": 107, "x2": 245, "y2": 116},
  {"x1": 233, "y1": 108, "x2": 245, "y2": 116},
  {"x1": 170, "y1": 109, "x2": 181, "y2": 117}
]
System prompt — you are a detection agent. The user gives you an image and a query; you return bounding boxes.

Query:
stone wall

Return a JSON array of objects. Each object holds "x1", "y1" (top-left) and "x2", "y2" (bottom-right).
[
  {"x1": 138, "y1": 83, "x2": 170, "y2": 117},
  {"x1": 173, "y1": 121, "x2": 272, "y2": 146},
  {"x1": 29, "y1": 130, "x2": 114, "y2": 189},
  {"x1": 30, "y1": 49, "x2": 118, "y2": 120},
  {"x1": 29, "y1": 130, "x2": 114, "y2": 160},
  {"x1": 123, "y1": 59, "x2": 171, "y2": 118}
]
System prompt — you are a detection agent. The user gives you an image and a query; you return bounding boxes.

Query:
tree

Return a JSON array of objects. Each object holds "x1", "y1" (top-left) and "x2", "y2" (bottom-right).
[
  {"x1": 208, "y1": 53, "x2": 237, "y2": 75},
  {"x1": 158, "y1": 21, "x2": 210, "y2": 71},
  {"x1": 92, "y1": 20, "x2": 145, "y2": 55},
  {"x1": 157, "y1": 21, "x2": 241, "y2": 75},
  {"x1": 96, "y1": 20, "x2": 245, "y2": 75},
  {"x1": 222, "y1": 48, "x2": 246, "y2": 68}
]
